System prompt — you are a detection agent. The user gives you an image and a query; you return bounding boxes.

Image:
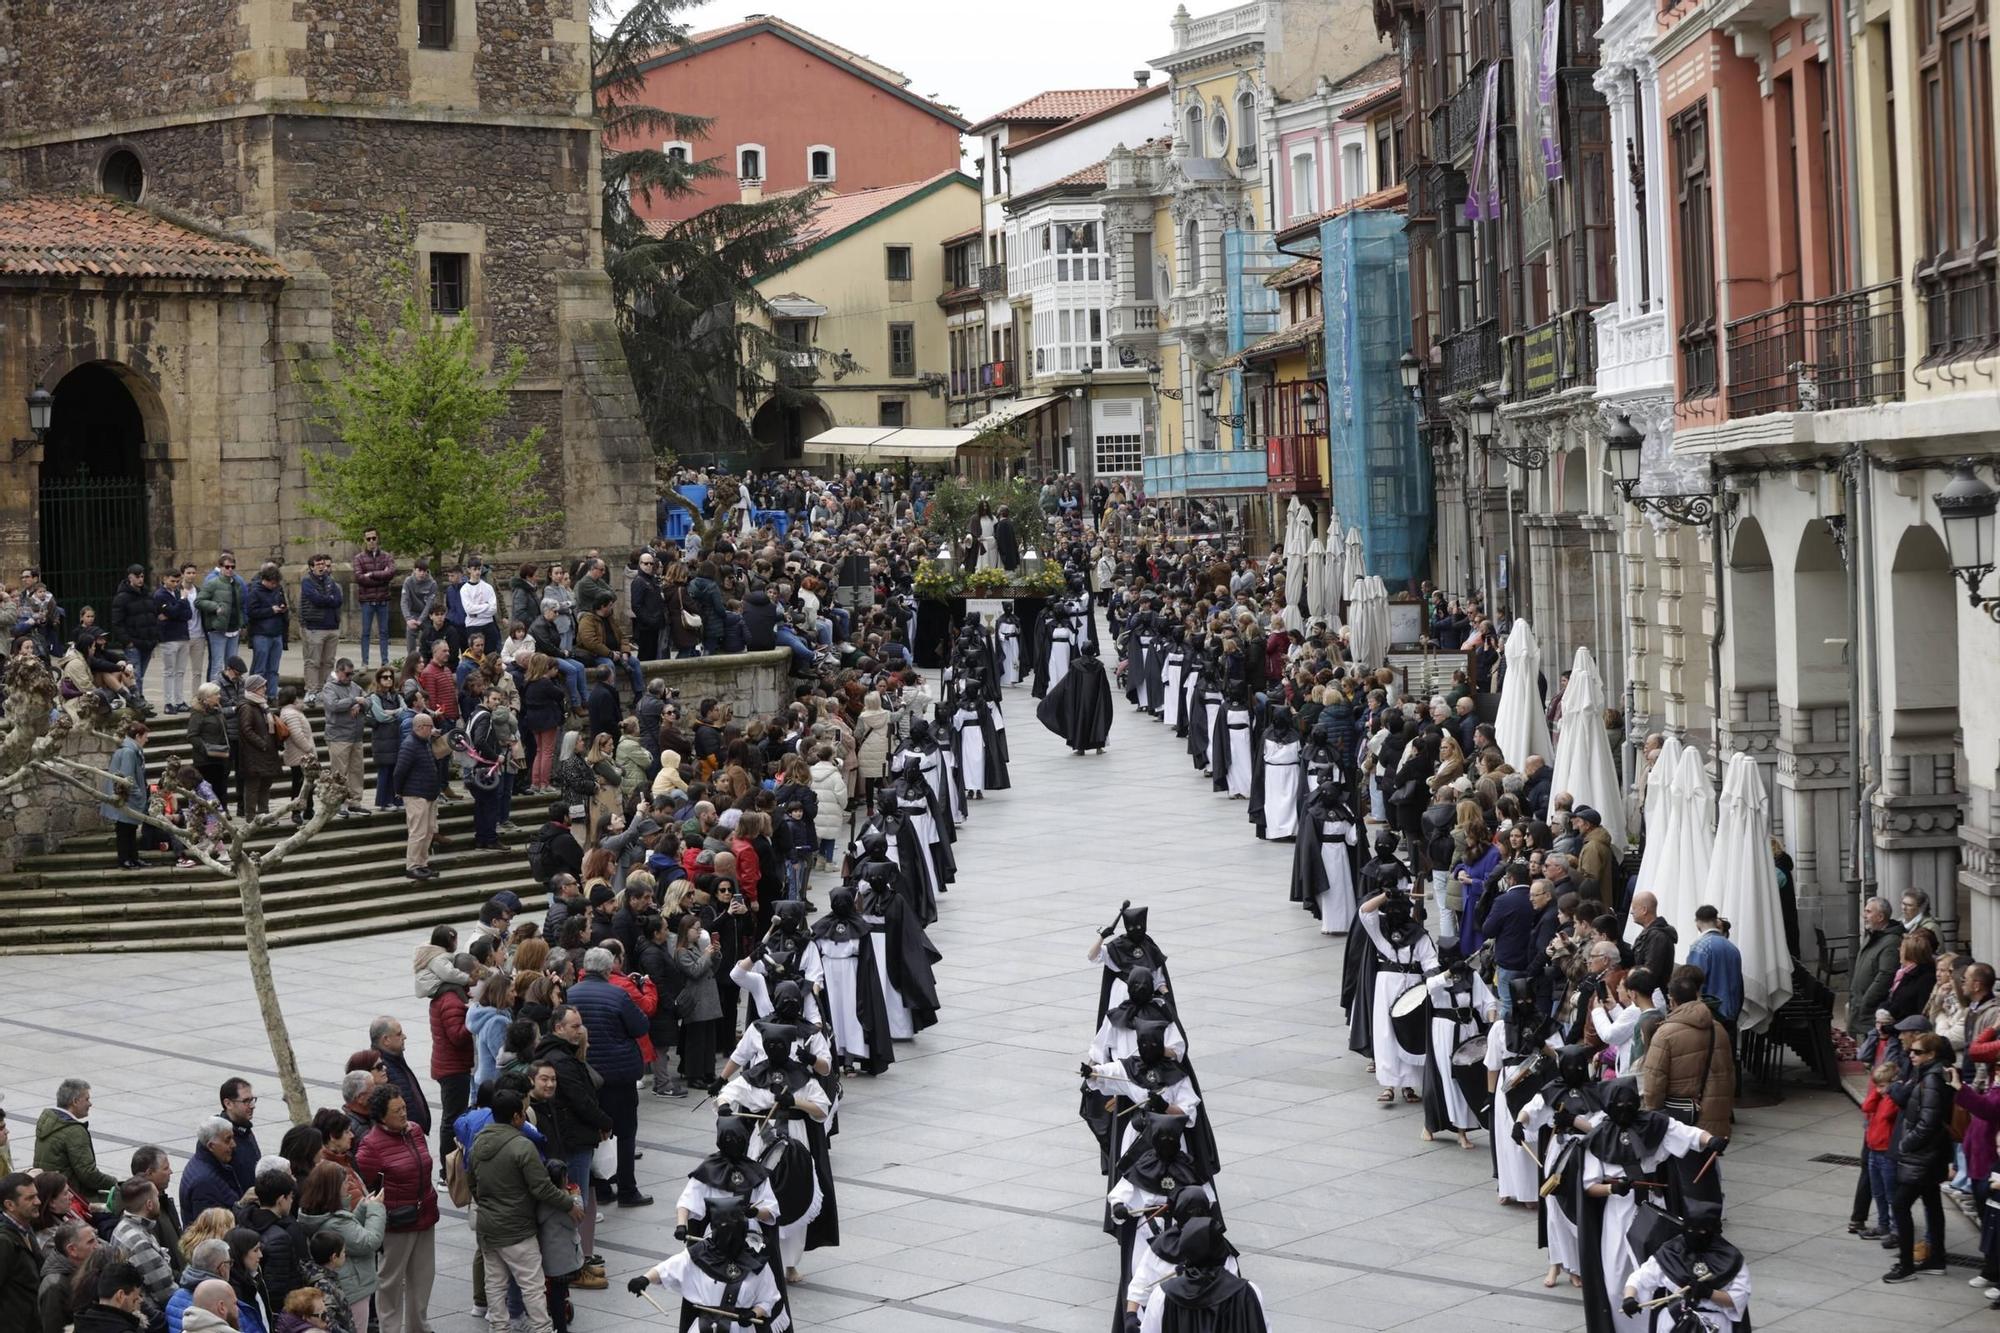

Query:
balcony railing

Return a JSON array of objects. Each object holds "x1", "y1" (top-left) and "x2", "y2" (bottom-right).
[
  {"x1": 1433, "y1": 64, "x2": 1495, "y2": 166},
  {"x1": 1918, "y1": 257, "x2": 1999, "y2": 364},
  {"x1": 1441, "y1": 320, "x2": 1501, "y2": 394},
  {"x1": 979, "y1": 264, "x2": 1007, "y2": 296},
  {"x1": 1111, "y1": 302, "x2": 1160, "y2": 340},
  {"x1": 1265, "y1": 434, "x2": 1323, "y2": 491},
  {"x1": 1724, "y1": 284, "x2": 1906, "y2": 418},
  {"x1": 1408, "y1": 163, "x2": 1462, "y2": 222},
  {"x1": 1143, "y1": 447, "x2": 1270, "y2": 495},
  {"x1": 777, "y1": 345, "x2": 818, "y2": 385},
  {"x1": 948, "y1": 360, "x2": 1013, "y2": 397}
]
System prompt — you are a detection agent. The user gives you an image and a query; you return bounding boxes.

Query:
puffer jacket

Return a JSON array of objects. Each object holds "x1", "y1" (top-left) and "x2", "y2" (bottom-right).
[
  {"x1": 294, "y1": 1201, "x2": 385, "y2": 1304},
  {"x1": 566, "y1": 976, "x2": 649, "y2": 1083},
  {"x1": 1637, "y1": 1000, "x2": 1734, "y2": 1140},
  {"x1": 1894, "y1": 1059, "x2": 1955, "y2": 1185},
  {"x1": 809, "y1": 760, "x2": 848, "y2": 843},
  {"x1": 351, "y1": 1122, "x2": 437, "y2": 1233}
]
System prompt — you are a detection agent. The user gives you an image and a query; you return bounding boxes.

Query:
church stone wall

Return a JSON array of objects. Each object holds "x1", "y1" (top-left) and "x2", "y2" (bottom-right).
[{"x1": 0, "y1": 1, "x2": 249, "y2": 135}]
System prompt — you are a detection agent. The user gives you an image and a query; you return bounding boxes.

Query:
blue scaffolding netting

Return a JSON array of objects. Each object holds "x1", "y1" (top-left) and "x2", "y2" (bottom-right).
[
  {"x1": 1224, "y1": 229, "x2": 1284, "y2": 452},
  {"x1": 1320, "y1": 210, "x2": 1432, "y2": 589}
]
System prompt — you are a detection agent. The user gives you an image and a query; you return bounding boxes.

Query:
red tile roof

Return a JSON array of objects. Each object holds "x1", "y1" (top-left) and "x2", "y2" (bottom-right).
[
  {"x1": 681, "y1": 16, "x2": 910, "y2": 87},
  {"x1": 797, "y1": 170, "x2": 965, "y2": 244},
  {"x1": 0, "y1": 196, "x2": 286, "y2": 282},
  {"x1": 1333, "y1": 52, "x2": 1402, "y2": 93},
  {"x1": 974, "y1": 88, "x2": 1147, "y2": 128}
]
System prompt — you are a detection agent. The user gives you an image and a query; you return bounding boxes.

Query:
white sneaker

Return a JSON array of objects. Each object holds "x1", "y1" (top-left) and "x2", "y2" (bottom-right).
[{"x1": 472, "y1": 1304, "x2": 488, "y2": 1319}]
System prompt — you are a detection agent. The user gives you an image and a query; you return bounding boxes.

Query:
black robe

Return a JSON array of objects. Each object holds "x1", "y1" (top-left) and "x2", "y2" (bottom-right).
[
  {"x1": 810, "y1": 911, "x2": 898, "y2": 1075},
  {"x1": 1106, "y1": 1143, "x2": 1212, "y2": 1332},
  {"x1": 949, "y1": 696, "x2": 1012, "y2": 791},
  {"x1": 1184, "y1": 669, "x2": 1212, "y2": 762},
  {"x1": 1289, "y1": 785, "x2": 1363, "y2": 924},
  {"x1": 1156, "y1": 1270, "x2": 1270, "y2": 1333},
  {"x1": 1632, "y1": 1232, "x2": 1751, "y2": 1332},
  {"x1": 858, "y1": 884, "x2": 942, "y2": 1031},
  {"x1": 677, "y1": 1239, "x2": 785, "y2": 1333},
  {"x1": 1343, "y1": 853, "x2": 1411, "y2": 1055},
  {"x1": 994, "y1": 517, "x2": 1020, "y2": 571},
  {"x1": 879, "y1": 811, "x2": 938, "y2": 924},
  {"x1": 1038, "y1": 656, "x2": 1114, "y2": 752}
]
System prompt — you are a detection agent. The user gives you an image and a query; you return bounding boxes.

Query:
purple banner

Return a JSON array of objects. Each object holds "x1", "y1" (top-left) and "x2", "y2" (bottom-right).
[
  {"x1": 1539, "y1": 0, "x2": 1563, "y2": 181},
  {"x1": 1464, "y1": 63, "x2": 1502, "y2": 222}
]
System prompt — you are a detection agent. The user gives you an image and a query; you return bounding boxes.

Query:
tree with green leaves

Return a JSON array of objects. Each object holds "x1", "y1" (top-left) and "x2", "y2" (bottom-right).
[
  {"x1": 302, "y1": 269, "x2": 557, "y2": 566},
  {"x1": 592, "y1": 0, "x2": 856, "y2": 466}
]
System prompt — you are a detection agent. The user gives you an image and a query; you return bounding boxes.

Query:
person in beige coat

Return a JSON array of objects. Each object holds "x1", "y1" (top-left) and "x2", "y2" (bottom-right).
[
  {"x1": 854, "y1": 692, "x2": 893, "y2": 787},
  {"x1": 277, "y1": 686, "x2": 319, "y2": 822},
  {"x1": 1639, "y1": 965, "x2": 1735, "y2": 1143}
]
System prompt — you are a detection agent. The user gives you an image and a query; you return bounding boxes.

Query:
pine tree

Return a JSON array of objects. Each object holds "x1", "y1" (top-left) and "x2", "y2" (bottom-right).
[{"x1": 592, "y1": 0, "x2": 855, "y2": 464}]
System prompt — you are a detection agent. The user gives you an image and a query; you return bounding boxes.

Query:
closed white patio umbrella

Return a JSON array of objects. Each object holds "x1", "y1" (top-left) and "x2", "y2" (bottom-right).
[
  {"x1": 1659, "y1": 744, "x2": 1716, "y2": 959},
  {"x1": 1493, "y1": 618, "x2": 1554, "y2": 768},
  {"x1": 1549, "y1": 646, "x2": 1627, "y2": 852},
  {"x1": 1707, "y1": 753, "x2": 1793, "y2": 1031}
]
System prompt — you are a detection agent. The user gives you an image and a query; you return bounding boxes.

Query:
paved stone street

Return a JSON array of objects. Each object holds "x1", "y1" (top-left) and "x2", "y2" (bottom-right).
[{"x1": 3, "y1": 664, "x2": 1988, "y2": 1331}]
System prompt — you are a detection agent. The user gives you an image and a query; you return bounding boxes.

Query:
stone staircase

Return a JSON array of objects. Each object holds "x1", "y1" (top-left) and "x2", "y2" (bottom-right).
[{"x1": 0, "y1": 708, "x2": 544, "y2": 954}]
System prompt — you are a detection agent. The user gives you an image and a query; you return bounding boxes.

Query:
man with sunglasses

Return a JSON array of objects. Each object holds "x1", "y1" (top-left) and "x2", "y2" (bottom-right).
[{"x1": 195, "y1": 552, "x2": 248, "y2": 684}]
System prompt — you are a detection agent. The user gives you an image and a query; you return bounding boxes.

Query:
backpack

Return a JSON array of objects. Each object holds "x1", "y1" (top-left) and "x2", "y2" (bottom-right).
[{"x1": 527, "y1": 826, "x2": 554, "y2": 882}]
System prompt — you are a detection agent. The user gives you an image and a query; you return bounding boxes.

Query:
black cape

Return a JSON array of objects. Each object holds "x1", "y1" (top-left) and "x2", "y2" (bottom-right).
[
  {"x1": 1288, "y1": 785, "x2": 1361, "y2": 923},
  {"x1": 1037, "y1": 656, "x2": 1114, "y2": 752},
  {"x1": 950, "y1": 697, "x2": 1013, "y2": 791},
  {"x1": 994, "y1": 518, "x2": 1020, "y2": 571},
  {"x1": 858, "y1": 883, "x2": 942, "y2": 1031},
  {"x1": 1156, "y1": 1270, "x2": 1269, "y2": 1333},
  {"x1": 1344, "y1": 853, "x2": 1412, "y2": 1055}
]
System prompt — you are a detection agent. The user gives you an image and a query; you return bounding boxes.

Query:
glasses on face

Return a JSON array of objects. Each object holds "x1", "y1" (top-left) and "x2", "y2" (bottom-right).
[
  {"x1": 221, "y1": 562, "x2": 236, "y2": 570},
  {"x1": 230, "y1": 1095, "x2": 258, "y2": 1106}
]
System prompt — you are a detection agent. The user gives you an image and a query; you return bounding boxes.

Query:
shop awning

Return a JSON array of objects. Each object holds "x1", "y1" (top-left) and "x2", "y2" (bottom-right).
[
  {"x1": 801, "y1": 426, "x2": 974, "y2": 461},
  {"x1": 962, "y1": 394, "x2": 1060, "y2": 435}
]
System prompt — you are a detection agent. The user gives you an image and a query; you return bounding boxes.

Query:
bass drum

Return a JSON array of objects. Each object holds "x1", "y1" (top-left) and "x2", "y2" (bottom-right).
[
  {"x1": 760, "y1": 1133, "x2": 817, "y2": 1226},
  {"x1": 1388, "y1": 981, "x2": 1432, "y2": 1055},
  {"x1": 1450, "y1": 1034, "x2": 1493, "y2": 1123}
]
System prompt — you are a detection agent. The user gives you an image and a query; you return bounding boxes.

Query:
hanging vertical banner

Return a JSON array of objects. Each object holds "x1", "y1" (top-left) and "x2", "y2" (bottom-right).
[
  {"x1": 1539, "y1": 0, "x2": 1564, "y2": 181},
  {"x1": 1463, "y1": 62, "x2": 1502, "y2": 221}
]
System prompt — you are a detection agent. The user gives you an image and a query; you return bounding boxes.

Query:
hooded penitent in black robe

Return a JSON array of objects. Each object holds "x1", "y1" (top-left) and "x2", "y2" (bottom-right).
[
  {"x1": 1038, "y1": 652, "x2": 1114, "y2": 753},
  {"x1": 877, "y1": 808, "x2": 938, "y2": 925},
  {"x1": 1155, "y1": 1237, "x2": 1269, "y2": 1333},
  {"x1": 994, "y1": 517, "x2": 1020, "y2": 571},
  {"x1": 678, "y1": 1216, "x2": 787, "y2": 1333},
  {"x1": 856, "y1": 878, "x2": 942, "y2": 1031},
  {"x1": 1629, "y1": 1203, "x2": 1751, "y2": 1332},
  {"x1": 1344, "y1": 843, "x2": 1414, "y2": 1055},
  {"x1": 1106, "y1": 1114, "x2": 1212, "y2": 1332},
  {"x1": 1094, "y1": 911, "x2": 1173, "y2": 1024},
  {"x1": 810, "y1": 891, "x2": 898, "y2": 1075},
  {"x1": 1289, "y1": 781, "x2": 1363, "y2": 924},
  {"x1": 949, "y1": 695, "x2": 1012, "y2": 791},
  {"x1": 1246, "y1": 706, "x2": 1293, "y2": 838}
]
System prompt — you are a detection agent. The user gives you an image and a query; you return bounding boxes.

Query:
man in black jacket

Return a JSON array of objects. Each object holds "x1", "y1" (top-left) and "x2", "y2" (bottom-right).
[
  {"x1": 242, "y1": 1170, "x2": 303, "y2": 1308},
  {"x1": 741, "y1": 585, "x2": 779, "y2": 651},
  {"x1": 629, "y1": 552, "x2": 666, "y2": 663},
  {"x1": 1629, "y1": 891, "x2": 1678, "y2": 989},
  {"x1": 111, "y1": 565, "x2": 161, "y2": 691},
  {"x1": 368, "y1": 1016, "x2": 433, "y2": 1134}
]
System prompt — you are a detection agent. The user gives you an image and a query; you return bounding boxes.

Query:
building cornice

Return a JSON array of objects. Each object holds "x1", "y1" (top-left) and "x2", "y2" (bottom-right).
[{"x1": 0, "y1": 101, "x2": 596, "y2": 151}]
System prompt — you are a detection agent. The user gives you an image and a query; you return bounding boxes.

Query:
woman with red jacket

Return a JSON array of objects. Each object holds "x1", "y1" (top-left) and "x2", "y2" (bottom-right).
[
  {"x1": 352, "y1": 1086, "x2": 437, "y2": 1333},
  {"x1": 427, "y1": 975, "x2": 474, "y2": 1174}
]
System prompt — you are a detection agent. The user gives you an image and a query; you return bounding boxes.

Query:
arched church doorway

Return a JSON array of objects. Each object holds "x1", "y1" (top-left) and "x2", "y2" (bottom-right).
[
  {"x1": 37, "y1": 363, "x2": 154, "y2": 633},
  {"x1": 750, "y1": 395, "x2": 833, "y2": 464}
]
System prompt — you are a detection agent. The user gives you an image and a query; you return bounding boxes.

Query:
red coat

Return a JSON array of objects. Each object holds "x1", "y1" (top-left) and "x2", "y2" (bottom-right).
[
  {"x1": 429, "y1": 989, "x2": 474, "y2": 1078},
  {"x1": 1861, "y1": 1086, "x2": 1900, "y2": 1153},
  {"x1": 1264, "y1": 632, "x2": 1288, "y2": 685},
  {"x1": 353, "y1": 1122, "x2": 438, "y2": 1232},
  {"x1": 612, "y1": 971, "x2": 658, "y2": 1063},
  {"x1": 418, "y1": 662, "x2": 458, "y2": 720},
  {"x1": 730, "y1": 837, "x2": 761, "y2": 907}
]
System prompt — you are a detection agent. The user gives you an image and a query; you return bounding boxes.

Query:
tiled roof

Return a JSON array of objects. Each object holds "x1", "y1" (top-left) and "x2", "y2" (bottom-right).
[
  {"x1": 1332, "y1": 52, "x2": 1401, "y2": 93},
  {"x1": 681, "y1": 16, "x2": 909, "y2": 87},
  {"x1": 798, "y1": 170, "x2": 964, "y2": 244},
  {"x1": 977, "y1": 88, "x2": 1145, "y2": 125},
  {"x1": 1217, "y1": 316, "x2": 1320, "y2": 368},
  {"x1": 940, "y1": 225, "x2": 982, "y2": 246},
  {"x1": 1048, "y1": 161, "x2": 1108, "y2": 189},
  {"x1": 1265, "y1": 256, "x2": 1321, "y2": 289},
  {"x1": 0, "y1": 196, "x2": 286, "y2": 282}
]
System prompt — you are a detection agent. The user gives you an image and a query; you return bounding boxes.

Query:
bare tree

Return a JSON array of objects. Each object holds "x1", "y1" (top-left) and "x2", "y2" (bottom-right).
[{"x1": 3, "y1": 654, "x2": 345, "y2": 1125}]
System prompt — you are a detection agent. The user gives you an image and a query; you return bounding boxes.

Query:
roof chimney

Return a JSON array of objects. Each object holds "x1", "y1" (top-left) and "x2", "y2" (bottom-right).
[{"x1": 1134, "y1": 70, "x2": 1152, "y2": 88}]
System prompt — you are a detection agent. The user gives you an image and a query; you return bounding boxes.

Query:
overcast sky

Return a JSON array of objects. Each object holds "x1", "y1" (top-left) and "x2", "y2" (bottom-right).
[{"x1": 604, "y1": 1, "x2": 1187, "y2": 125}]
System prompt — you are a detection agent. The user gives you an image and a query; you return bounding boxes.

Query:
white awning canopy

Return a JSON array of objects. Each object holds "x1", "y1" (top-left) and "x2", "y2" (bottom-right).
[
  {"x1": 768, "y1": 295, "x2": 828, "y2": 318},
  {"x1": 801, "y1": 426, "x2": 971, "y2": 461},
  {"x1": 962, "y1": 394, "x2": 1060, "y2": 436}
]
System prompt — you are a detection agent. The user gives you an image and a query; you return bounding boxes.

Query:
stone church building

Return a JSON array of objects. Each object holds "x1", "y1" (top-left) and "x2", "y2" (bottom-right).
[{"x1": 0, "y1": 0, "x2": 652, "y2": 616}]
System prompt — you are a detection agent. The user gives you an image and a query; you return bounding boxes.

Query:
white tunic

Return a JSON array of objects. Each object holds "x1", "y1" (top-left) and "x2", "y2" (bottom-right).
[
  {"x1": 1584, "y1": 1118, "x2": 1712, "y2": 1333},
  {"x1": 1222, "y1": 708, "x2": 1254, "y2": 799},
  {"x1": 1160, "y1": 655, "x2": 1184, "y2": 729},
  {"x1": 1047, "y1": 627, "x2": 1073, "y2": 691},
  {"x1": 863, "y1": 914, "x2": 917, "y2": 1038},
  {"x1": 1125, "y1": 1241, "x2": 1238, "y2": 1311},
  {"x1": 641, "y1": 1250, "x2": 789, "y2": 1333},
  {"x1": 1089, "y1": 1011, "x2": 1190, "y2": 1065},
  {"x1": 998, "y1": 626, "x2": 1021, "y2": 682},
  {"x1": 1132, "y1": 636, "x2": 1156, "y2": 710},
  {"x1": 675, "y1": 1174, "x2": 781, "y2": 1225},
  {"x1": 1316, "y1": 817, "x2": 1360, "y2": 934},
  {"x1": 1486, "y1": 1022, "x2": 1550, "y2": 1204},
  {"x1": 1625, "y1": 1251, "x2": 1752, "y2": 1328},
  {"x1": 1261, "y1": 737, "x2": 1301, "y2": 839},
  {"x1": 1425, "y1": 971, "x2": 1495, "y2": 1132},
  {"x1": 814, "y1": 933, "x2": 870, "y2": 1061},
  {"x1": 713, "y1": 1076, "x2": 830, "y2": 1268},
  {"x1": 952, "y1": 706, "x2": 987, "y2": 795},
  {"x1": 727, "y1": 960, "x2": 826, "y2": 1026},
  {"x1": 1359, "y1": 907, "x2": 1437, "y2": 1089},
  {"x1": 1517, "y1": 1091, "x2": 1587, "y2": 1271}
]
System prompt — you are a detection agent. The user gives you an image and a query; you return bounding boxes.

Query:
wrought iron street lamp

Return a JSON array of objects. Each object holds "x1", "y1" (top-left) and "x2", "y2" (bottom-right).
[
  {"x1": 1199, "y1": 379, "x2": 1245, "y2": 429},
  {"x1": 1300, "y1": 386, "x2": 1322, "y2": 435},
  {"x1": 1399, "y1": 350, "x2": 1423, "y2": 402},
  {"x1": 1145, "y1": 359, "x2": 1183, "y2": 400},
  {"x1": 1604, "y1": 410, "x2": 1725, "y2": 525},
  {"x1": 1469, "y1": 387, "x2": 1547, "y2": 471},
  {"x1": 10, "y1": 385, "x2": 52, "y2": 460},
  {"x1": 1934, "y1": 458, "x2": 2000, "y2": 621}
]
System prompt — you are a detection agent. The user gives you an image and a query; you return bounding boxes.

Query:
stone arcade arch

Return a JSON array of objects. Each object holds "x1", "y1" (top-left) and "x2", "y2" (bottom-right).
[
  {"x1": 35, "y1": 361, "x2": 170, "y2": 629},
  {"x1": 1776, "y1": 518, "x2": 1855, "y2": 932},
  {"x1": 1879, "y1": 524, "x2": 1963, "y2": 923}
]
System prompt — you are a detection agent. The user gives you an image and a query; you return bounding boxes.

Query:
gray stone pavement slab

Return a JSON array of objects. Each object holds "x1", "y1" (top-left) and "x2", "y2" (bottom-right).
[{"x1": 4, "y1": 648, "x2": 1986, "y2": 1331}]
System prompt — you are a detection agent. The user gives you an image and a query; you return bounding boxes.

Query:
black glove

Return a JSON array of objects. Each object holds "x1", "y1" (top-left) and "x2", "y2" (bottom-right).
[
  {"x1": 1079, "y1": 1060, "x2": 1097, "y2": 1079},
  {"x1": 1109, "y1": 1203, "x2": 1132, "y2": 1223},
  {"x1": 673, "y1": 1223, "x2": 687, "y2": 1241},
  {"x1": 1687, "y1": 1280, "x2": 1714, "y2": 1303},
  {"x1": 775, "y1": 1087, "x2": 794, "y2": 1109},
  {"x1": 1620, "y1": 1297, "x2": 1641, "y2": 1317},
  {"x1": 627, "y1": 1276, "x2": 651, "y2": 1296},
  {"x1": 1707, "y1": 1135, "x2": 1729, "y2": 1156},
  {"x1": 1608, "y1": 1178, "x2": 1632, "y2": 1196},
  {"x1": 1511, "y1": 1122, "x2": 1527, "y2": 1145},
  {"x1": 1123, "y1": 1312, "x2": 1141, "y2": 1333},
  {"x1": 1098, "y1": 924, "x2": 1118, "y2": 940}
]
